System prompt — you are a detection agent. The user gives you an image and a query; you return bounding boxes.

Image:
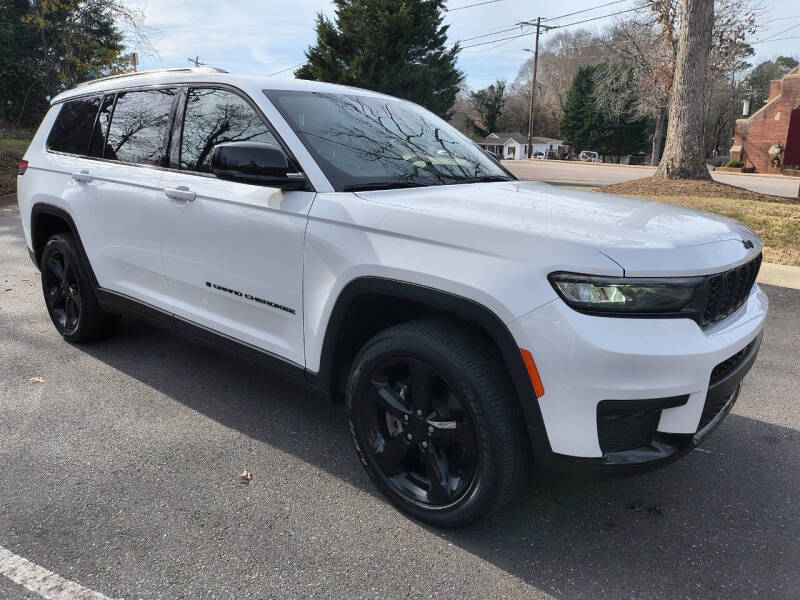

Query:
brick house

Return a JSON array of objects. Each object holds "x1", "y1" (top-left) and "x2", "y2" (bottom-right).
[{"x1": 730, "y1": 67, "x2": 800, "y2": 173}]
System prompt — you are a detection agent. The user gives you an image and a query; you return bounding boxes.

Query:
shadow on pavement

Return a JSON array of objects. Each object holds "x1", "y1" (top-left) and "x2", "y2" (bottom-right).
[{"x1": 77, "y1": 314, "x2": 799, "y2": 599}]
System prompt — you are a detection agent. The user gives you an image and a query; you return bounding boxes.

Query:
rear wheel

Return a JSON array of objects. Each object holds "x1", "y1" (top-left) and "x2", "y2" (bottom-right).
[
  {"x1": 41, "y1": 233, "x2": 120, "y2": 342},
  {"x1": 346, "y1": 317, "x2": 526, "y2": 527}
]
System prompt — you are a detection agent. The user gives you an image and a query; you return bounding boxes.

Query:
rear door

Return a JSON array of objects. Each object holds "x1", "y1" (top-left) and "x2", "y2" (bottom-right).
[
  {"x1": 158, "y1": 86, "x2": 313, "y2": 366},
  {"x1": 73, "y1": 88, "x2": 177, "y2": 311}
]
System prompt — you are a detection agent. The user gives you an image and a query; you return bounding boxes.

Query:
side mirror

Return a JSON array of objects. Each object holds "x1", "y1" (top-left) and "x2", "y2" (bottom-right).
[{"x1": 211, "y1": 142, "x2": 308, "y2": 190}]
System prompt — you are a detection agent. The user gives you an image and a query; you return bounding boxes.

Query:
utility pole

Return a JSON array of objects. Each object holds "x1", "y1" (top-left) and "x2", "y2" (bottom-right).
[
  {"x1": 187, "y1": 55, "x2": 206, "y2": 67},
  {"x1": 521, "y1": 18, "x2": 542, "y2": 159}
]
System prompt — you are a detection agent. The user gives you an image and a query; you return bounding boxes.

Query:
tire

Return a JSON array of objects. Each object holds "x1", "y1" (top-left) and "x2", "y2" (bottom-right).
[
  {"x1": 40, "y1": 233, "x2": 120, "y2": 343},
  {"x1": 346, "y1": 317, "x2": 527, "y2": 528}
]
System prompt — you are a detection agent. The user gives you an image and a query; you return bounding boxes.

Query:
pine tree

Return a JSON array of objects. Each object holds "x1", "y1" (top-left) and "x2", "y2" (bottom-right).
[
  {"x1": 295, "y1": 0, "x2": 463, "y2": 118},
  {"x1": 560, "y1": 65, "x2": 607, "y2": 152}
]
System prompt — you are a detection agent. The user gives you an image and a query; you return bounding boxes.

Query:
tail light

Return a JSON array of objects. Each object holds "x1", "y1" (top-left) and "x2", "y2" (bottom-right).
[{"x1": 18, "y1": 160, "x2": 28, "y2": 176}]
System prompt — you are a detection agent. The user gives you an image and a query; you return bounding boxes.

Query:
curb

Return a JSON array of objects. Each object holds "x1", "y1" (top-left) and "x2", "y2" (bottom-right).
[{"x1": 758, "y1": 262, "x2": 800, "y2": 290}]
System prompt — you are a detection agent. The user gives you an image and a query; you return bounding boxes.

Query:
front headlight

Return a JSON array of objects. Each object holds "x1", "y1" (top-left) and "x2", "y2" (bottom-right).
[{"x1": 548, "y1": 272, "x2": 706, "y2": 315}]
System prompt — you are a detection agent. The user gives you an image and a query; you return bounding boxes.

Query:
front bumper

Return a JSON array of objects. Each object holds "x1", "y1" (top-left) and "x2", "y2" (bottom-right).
[{"x1": 509, "y1": 284, "x2": 768, "y2": 474}]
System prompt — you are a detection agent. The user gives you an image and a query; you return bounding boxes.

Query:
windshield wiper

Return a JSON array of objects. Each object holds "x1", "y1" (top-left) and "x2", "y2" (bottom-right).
[
  {"x1": 342, "y1": 181, "x2": 434, "y2": 192},
  {"x1": 452, "y1": 175, "x2": 515, "y2": 184}
]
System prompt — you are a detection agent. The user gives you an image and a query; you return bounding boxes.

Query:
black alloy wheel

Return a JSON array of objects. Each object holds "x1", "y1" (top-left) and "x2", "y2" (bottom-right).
[
  {"x1": 40, "y1": 233, "x2": 120, "y2": 342},
  {"x1": 357, "y1": 356, "x2": 478, "y2": 507},
  {"x1": 43, "y1": 248, "x2": 81, "y2": 335},
  {"x1": 347, "y1": 318, "x2": 526, "y2": 527}
]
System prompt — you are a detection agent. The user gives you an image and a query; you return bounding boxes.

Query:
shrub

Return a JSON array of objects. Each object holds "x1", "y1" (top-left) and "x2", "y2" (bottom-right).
[{"x1": 726, "y1": 160, "x2": 745, "y2": 168}]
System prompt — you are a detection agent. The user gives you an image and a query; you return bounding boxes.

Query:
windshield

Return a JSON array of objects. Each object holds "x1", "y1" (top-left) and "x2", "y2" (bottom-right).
[{"x1": 265, "y1": 90, "x2": 514, "y2": 192}]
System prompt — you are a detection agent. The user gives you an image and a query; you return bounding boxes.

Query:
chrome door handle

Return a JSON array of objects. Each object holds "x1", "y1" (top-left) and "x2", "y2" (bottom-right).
[
  {"x1": 72, "y1": 170, "x2": 92, "y2": 183},
  {"x1": 164, "y1": 186, "x2": 196, "y2": 202}
]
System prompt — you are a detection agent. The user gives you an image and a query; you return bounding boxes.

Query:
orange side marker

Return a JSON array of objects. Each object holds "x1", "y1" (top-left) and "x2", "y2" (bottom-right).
[{"x1": 520, "y1": 349, "x2": 545, "y2": 398}]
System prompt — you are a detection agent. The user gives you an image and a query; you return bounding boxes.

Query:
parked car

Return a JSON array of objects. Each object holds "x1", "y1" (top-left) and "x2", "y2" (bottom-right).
[
  {"x1": 18, "y1": 68, "x2": 767, "y2": 528},
  {"x1": 579, "y1": 150, "x2": 599, "y2": 162},
  {"x1": 533, "y1": 152, "x2": 545, "y2": 159}
]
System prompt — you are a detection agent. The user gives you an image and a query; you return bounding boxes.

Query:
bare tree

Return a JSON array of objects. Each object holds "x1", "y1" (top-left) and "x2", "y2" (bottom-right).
[{"x1": 655, "y1": 0, "x2": 715, "y2": 179}]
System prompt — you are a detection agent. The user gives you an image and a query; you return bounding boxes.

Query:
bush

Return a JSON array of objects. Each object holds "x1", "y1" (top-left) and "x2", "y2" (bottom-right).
[{"x1": 726, "y1": 160, "x2": 745, "y2": 168}]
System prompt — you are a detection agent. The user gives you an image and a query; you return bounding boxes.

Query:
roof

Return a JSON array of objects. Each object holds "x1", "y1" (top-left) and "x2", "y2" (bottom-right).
[
  {"x1": 476, "y1": 132, "x2": 563, "y2": 146},
  {"x1": 51, "y1": 67, "x2": 396, "y2": 104}
]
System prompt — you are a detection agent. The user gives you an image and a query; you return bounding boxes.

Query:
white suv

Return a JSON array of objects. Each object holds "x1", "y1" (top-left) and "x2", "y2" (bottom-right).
[{"x1": 18, "y1": 68, "x2": 768, "y2": 527}]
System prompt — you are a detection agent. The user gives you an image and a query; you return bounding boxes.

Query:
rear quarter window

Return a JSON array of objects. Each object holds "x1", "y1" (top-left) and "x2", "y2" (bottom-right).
[{"x1": 47, "y1": 97, "x2": 101, "y2": 155}]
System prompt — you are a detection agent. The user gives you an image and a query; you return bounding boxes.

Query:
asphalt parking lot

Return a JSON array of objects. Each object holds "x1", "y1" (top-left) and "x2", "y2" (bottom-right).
[{"x1": 1, "y1": 204, "x2": 799, "y2": 599}]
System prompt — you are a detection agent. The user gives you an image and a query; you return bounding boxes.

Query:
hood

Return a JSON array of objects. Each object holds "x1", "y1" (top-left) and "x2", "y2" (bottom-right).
[{"x1": 355, "y1": 180, "x2": 762, "y2": 277}]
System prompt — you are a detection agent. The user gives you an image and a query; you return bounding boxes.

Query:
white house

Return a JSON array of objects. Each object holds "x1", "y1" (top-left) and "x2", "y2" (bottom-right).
[{"x1": 476, "y1": 132, "x2": 563, "y2": 160}]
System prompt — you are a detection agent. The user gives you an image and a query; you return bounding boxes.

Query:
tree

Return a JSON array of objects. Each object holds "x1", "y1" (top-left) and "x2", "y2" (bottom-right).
[
  {"x1": 0, "y1": 0, "x2": 148, "y2": 127},
  {"x1": 654, "y1": 0, "x2": 715, "y2": 179},
  {"x1": 296, "y1": 0, "x2": 463, "y2": 118},
  {"x1": 468, "y1": 80, "x2": 505, "y2": 135},
  {"x1": 744, "y1": 56, "x2": 800, "y2": 112},
  {"x1": 561, "y1": 64, "x2": 651, "y2": 160},
  {"x1": 560, "y1": 66, "x2": 605, "y2": 151}
]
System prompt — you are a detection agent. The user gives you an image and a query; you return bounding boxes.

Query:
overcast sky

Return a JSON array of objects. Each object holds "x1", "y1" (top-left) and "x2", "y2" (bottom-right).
[{"x1": 133, "y1": 0, "x2": 800, "y2": 90}]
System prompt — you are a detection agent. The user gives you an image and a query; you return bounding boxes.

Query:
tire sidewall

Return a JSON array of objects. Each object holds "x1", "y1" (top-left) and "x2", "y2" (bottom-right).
[
  {"x1": 346, "y1": 329, "x2": 505, "y2": 527},
  {"x1": 41, "y1": 234, "x2": 90, "y2": 342}
]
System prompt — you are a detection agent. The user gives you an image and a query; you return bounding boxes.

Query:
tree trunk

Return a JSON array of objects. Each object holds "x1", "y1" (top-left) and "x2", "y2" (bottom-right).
[
  {"x1": 650, "y1": 109, "x2": 665, "y2": 166},
  {"x1": 654, "y1": 0, "x2": 714, "y2": 180}
]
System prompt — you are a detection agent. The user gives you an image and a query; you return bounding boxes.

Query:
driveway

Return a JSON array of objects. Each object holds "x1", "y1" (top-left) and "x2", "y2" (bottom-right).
[
  {"x1": 504, "y1": 160, "x2": 800, "y2": 198},
  {"x1": 1, "y1": 205, "x2": 799, "y2": 599}
]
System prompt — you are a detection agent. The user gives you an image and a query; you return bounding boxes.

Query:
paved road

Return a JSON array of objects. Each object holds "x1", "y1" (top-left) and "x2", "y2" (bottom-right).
[
  {"x1": 504, "y1": 160, "x2": 800, "y2": 198},
  {"x1": 1, "y1": 205, "x2": 799, "y2": 599}
]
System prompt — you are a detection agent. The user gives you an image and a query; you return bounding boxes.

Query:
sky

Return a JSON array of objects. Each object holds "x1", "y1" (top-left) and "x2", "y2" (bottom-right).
[{"x1": 132, "y1": 0, "x2": 800, "y2": 90}]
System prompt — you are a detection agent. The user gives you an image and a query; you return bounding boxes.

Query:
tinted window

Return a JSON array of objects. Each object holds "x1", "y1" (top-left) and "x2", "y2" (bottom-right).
[
  {"x1": 266, "y1": 91, "x2": 510, "y2": 191},
  {"x1": 105, "y1": 89, "x2": 175, "y2": 165},
  {"x1": 47, "y1": 97, "x2": 101, "y2": 155},
  {"x1": 89, "y1": 95, "x2": 115, "y2": 158},
  {"x1": 180, "y1": 88, "x2": 278, "y2": 173}
]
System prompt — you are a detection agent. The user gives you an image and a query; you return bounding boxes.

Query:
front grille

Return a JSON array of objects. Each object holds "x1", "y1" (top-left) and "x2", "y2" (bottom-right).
[
  {"x1": 710, "y1": 341, "x2": 754, "y2": 385},
  {"x1": 702, "y1": 254, "x2": 761, "y2": 327},
  {"x1": 597, "y1": 411, "x2": 660, "y2": 454}
]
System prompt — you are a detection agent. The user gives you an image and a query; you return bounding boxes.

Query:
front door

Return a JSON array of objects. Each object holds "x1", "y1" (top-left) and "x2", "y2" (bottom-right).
[{"x1": 159, "y1": 87, "x2": 313, "y2": 367}]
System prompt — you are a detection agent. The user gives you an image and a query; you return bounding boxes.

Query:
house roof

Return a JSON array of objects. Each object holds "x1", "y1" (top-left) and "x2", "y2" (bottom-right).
[{"x1": 476, "y1": 132, "x2": 563, "y2": 145}]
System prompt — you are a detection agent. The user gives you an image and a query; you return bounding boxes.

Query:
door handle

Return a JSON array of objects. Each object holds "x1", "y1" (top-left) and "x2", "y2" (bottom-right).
[
  {"x1": 164, "y1": 186, "x2": 196, "y2": 202},
  {"x1": 71, "y1": 170, "x2": 93, "y2": 183}
]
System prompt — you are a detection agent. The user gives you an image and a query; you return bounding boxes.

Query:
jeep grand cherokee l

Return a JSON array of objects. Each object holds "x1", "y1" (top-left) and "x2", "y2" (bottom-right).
[{"x1": 17, "y1": 67, "x2": 768, "y2": 527}]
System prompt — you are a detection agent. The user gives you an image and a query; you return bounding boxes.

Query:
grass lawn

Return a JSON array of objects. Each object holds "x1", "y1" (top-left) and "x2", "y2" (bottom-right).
[
  {"x1": 0, "y1": 130, "x2": 32, "y2": 196},
  {"x1": 583, "y1": 186, "x2": 800, "y2": 267},
  {"x1": 628, "y1": 194, "x2": 799, "y2": 267}
]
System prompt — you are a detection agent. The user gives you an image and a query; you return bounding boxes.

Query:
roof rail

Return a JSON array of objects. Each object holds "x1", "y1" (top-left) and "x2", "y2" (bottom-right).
[{"x1": 76, "y1": 67, "x2": 228, "y2": 88}]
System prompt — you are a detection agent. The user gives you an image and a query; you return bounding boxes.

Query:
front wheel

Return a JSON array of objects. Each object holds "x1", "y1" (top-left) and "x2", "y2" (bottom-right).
[{"x1": 346, "y1": 317, "x2": 526, "y2": 528}]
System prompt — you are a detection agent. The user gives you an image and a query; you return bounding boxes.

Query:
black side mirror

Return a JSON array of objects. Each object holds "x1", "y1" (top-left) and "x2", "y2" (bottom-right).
[{"x1": 211, "y1": 142, "x2": 308, "y2": 190}]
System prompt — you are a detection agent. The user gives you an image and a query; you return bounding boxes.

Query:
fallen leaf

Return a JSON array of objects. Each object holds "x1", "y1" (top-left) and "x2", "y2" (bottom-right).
[
  {"x1": 236, "y1": 469, "x2": 252, "y2": 485},
  {"x1": 29, "y1": 377, "x2": 45, "y2": 383}
]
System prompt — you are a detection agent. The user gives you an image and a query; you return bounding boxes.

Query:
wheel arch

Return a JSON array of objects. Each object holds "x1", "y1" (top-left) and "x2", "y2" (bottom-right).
[
  {"x1": 308, "y1": 277, "x2": 550, "y2": 450},
  {"x1": 30, "y1": 203, "x2": 98, "y2": 287}
]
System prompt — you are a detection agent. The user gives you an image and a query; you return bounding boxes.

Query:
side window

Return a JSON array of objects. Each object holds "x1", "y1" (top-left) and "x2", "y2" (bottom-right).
[
  {"x1": 47, "y1": 96, "x2": 101, "y2": 155},
  {"x1": 105, "y1": 89, "x2": 176, "y2": 165},
  {"x1": 180, "y1": 88, "x2": 278, "y2": 173},
  {"x1": 88, "y1": 95, "x2": 115, "y2": 158}
]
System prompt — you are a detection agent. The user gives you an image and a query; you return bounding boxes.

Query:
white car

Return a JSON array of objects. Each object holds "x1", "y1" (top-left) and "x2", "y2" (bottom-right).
[{"x1": 17, "y1": 68, "x2": 767, "y2": 527}]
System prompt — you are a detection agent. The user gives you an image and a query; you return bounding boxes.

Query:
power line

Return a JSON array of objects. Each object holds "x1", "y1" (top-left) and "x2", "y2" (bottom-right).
[
  {"x1": 542, "y1": 0, "x2": 630, "y2": 23},
  {"x1": 751, "y1": 34, "x2": 800, "y2": 45},
  {"x1": 461, "y1": 25, "x2": 527, "y2": 43},
  {"x1": 461, "y1": 30, "x2": 534, "y2": 49},
  {"x1": 549, "y1": 6, "x2": 644, "y2": 29},
  {"x1": 755, "y1": 21, "x2": 800, "y2": 43},
  {"x1": 447, "y1": 0, "x2": 502, "y2": 11}
]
